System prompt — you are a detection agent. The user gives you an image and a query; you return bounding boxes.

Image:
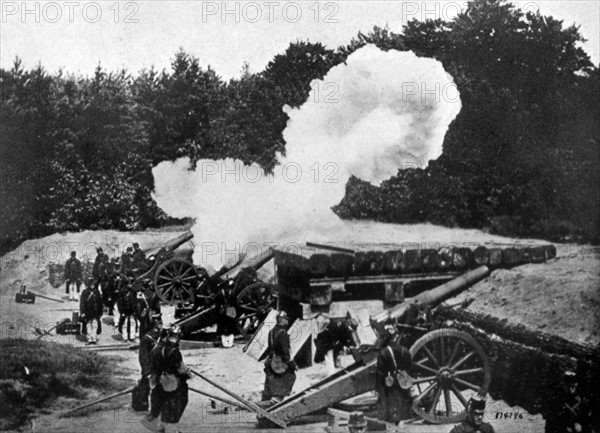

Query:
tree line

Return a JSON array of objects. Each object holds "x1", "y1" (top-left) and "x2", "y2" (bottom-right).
[{"x1": 1, "y1": 0, "x2": 598, "y2": 256}]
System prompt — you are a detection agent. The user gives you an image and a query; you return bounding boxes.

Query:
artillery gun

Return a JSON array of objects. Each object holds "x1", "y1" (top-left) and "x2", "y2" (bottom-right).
[
  {"x1": 122, "y1": 232, "x2": 278, "y2": 337},
  {"x1": 257, "y1": 266, "x2": 493, "y2": 427}
]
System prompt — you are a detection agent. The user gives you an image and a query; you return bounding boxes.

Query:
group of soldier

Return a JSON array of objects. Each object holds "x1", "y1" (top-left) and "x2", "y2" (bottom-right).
[
  {"x1": 64, "y1": 244, "x2": 595, "y2": 433},
  {"x1": 63, "y1": 243, "x2": 158, "y2": 344}
]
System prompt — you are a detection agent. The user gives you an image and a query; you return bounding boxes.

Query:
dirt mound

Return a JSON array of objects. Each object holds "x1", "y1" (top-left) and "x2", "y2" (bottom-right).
[{"x1": 452, "y1": 244, "x2": 600, "y2": 346}]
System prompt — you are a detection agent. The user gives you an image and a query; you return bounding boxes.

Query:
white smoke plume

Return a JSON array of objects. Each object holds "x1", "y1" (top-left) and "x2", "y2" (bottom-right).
[{"x1": 152, "y1": 45, "x2": 461, "y2": 269}]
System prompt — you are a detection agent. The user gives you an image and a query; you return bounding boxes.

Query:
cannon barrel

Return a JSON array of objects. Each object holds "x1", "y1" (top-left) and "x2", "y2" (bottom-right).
[
  {"x1": 370, "y1": 265, "x2": 490, "y2": 333},
  {"x1": 145, "y1": 231, "x2": 194, "y2": 257}
]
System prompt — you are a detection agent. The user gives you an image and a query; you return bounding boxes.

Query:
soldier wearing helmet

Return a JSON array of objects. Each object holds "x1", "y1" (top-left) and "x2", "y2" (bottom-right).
[
  {"x1": 449, "y1": 394, "x2": 495, "y2": 433},
  {"x1": 261, "y1": 310, "x2": 297, "y2": 403}
]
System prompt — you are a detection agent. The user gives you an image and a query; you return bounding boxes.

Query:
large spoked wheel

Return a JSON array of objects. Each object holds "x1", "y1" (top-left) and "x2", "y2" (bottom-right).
[
  {"x1": 235, "y1": 283, "x2": 278, "y2": 335},
  {"x1": 409, "y1": 328, "x2": 491, "y2": 424},
  {"x1": 154, "y1": 258, "x2": 197, "y2": 304}
]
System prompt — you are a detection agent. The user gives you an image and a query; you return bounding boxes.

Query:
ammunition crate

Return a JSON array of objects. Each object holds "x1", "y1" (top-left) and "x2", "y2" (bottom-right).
[
  {"x1": 56, "y1": 319, "x2": 81, "y2": 335},
  {"x1": 15, "y1": 286, "x2": 36, "y2": 304}
]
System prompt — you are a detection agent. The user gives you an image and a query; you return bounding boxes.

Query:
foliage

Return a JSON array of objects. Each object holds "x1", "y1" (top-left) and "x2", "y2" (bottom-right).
[{"x1": 1, "y1": 0, "x2": 598, "y2": 254}]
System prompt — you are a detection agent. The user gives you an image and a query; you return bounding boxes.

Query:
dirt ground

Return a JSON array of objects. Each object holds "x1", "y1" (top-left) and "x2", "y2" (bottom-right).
[
  {"x1": 0, "y1": 227, "x2": 597, "y2": 433},
  {"x1": 453, "y1": 244, "x2": 600, "y2": 346}
]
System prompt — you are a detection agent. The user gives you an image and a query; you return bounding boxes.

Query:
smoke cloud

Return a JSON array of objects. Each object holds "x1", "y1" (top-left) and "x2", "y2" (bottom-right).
[{"x1": 152, "y1": 45, "x2": 461, "y2": 269}]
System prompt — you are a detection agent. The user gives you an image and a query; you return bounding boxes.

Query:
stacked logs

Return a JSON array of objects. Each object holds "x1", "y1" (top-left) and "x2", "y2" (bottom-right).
[{"x1": 275, "y1": 244, "x2": 557, "y2": 287}]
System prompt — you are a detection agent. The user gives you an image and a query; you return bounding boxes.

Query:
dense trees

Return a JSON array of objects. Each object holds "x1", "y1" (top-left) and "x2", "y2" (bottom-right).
[{"x1": 1, "y1": 0, "x2": 598, "y2": 255}]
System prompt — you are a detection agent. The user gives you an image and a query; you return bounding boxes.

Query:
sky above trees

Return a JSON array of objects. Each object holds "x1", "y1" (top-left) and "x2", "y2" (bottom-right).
[{"x1": 1, "y1": 0, "x2": 598, "y2": 79}]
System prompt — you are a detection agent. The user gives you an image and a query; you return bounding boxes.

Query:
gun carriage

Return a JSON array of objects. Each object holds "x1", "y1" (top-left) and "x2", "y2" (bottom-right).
[
  {"x1": 248, "y1": 242, "x2": 556, "y2": 427},
  {"x1": 123, "y1": 232, "x2": 278, "y2": 337}
]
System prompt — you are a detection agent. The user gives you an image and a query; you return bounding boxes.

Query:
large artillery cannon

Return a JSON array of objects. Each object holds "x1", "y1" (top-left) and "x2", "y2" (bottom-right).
[
  {"x1": 128, "y1": 231, "x2": 195, "y2": 300},
  {"x1": 122, "y1": 232, "x2": 278, "y2": 336},
  {"x1": 259, "y1": 265, "x2": 493, "y2": 427},
  {"x1": 172, "y1": 247, "x2": 278, "y2": 337}
]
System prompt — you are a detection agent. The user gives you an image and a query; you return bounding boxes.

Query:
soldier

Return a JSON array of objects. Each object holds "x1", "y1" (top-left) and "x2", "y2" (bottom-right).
[
  {"x1": 92, "y1": 247, "x2": 110, "y2": 294},
  {"x1": 137, "y1": 313, "x2": 163, "y2": 413},
  {"x1": 121, "y1": 246, "x2": 134, "y2": 277},
  {"x1": 103, "y1": 259, "x2": 121, "y2": 316},
  {"x1": 136, "y1": 282, "x2": 162, "y2": 338},
  {"x1": 132, "y1": 242, "x2": 147, "y2": 277},
  {"x1": 449, "y1": 395, "x2": 495, "y2": 433},
  {"x1": 148, "y1": 325, "x2": 191, "y2": 433},
  {"x1": 117, "y1": 278, "x2": 139, "y2": 341},
  {"x1": 376, "y1": 336, "x2": 414, "y2": 424},
  {"x1": 314, "y1": 317, "x2": 358, "y2": 373},
  {"x1": 64, "y1": 251, "x2": 82, "y2": 301},
  {"x1": 546, "y1": 371, "x2": 597, "y2": 433},
  {"x1": 261, "y1": 310, "x2": 297, "y2": 403},
  {"x1": 79, "y1": 278, "x2": 103, "y2": 344}
]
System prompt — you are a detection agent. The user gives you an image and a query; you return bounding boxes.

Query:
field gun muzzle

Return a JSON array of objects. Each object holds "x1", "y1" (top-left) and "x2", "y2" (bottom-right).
[
  {"x1": 145, "y1": 231, "x2": 194, "y2": 258},
  {"x1": 370, "y1": 265, "x2": 490, "y2": 335}
]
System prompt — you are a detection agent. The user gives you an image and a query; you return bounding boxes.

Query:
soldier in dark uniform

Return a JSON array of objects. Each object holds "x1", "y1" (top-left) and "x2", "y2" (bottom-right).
[
  {"x1": 261, "y1": 310, "x2": 297, "y2": 402},
  {"x1": 117, "y1": 278, "x2": 138, "y2": 341},
  {"x1": 64, "y1": 251, "x2": 82, "y2": 301},
  {"x1": 138, "y1": 313, "x2": 163, "y2": 414},
  {"x1": 92, "y1": 247, "x2": 109, "y2": 294},
  {"x1": 79, "y1": 278, "x2": 103, "y2": 344},
  {"x1": 121, "y1": 246, "x2": 134, "y2": 277},
  {"x1": 148, "y1": 325, "x2": 191, "y2": 433},
  {"x1": 314, "y1": 317, "x2": 358, "y2": 372},
  {"x1": 136, "y1": 280, "x2": 162, "y2": 338},
  {"x1": 546, "y1": 371, "x2": 597, "y2": 433},
  {"x1": 449, "y1": 395, "x2": 495, "y2": 433},
  {"x1": 376, "y1": 334, "x2": 414, "y2": 424},
  {"x1": 131, "y1": 242, "x2": 147, "y2": 277},
  {"x1": 103, "y1": 259, "x2": 121, "y2": 316}
]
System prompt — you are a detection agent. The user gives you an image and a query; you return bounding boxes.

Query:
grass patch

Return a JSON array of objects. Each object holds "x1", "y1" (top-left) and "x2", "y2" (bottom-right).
[{"x1": 0, "y1": 339, "x2": 132, "y2": 431}]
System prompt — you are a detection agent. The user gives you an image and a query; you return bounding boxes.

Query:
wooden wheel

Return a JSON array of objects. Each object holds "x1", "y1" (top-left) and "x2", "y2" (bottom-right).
[
  {"x1": 154, "y1": 258, "x2": 197, "y2": 304},
  {"x1": 409, "y1": 328, "x2": 491, "y2": 424},
  {"x1": 235, "y1": 282, "x2": 278, "y2": 335}
]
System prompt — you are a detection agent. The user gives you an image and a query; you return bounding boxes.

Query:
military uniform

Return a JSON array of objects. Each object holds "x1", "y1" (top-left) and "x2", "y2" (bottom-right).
[
  {"x1": 262, "y1": 316, "x2": 297, "y2": 401},
  {"x1": 314, "y1": 319, "x2": 357, "y2": 370},
  {"x1": 79, "y1": 282, "x2": 103, "y2": 344},
  {"x1": 138, "y1": 319, "x2": 162, "y2": 413},
  {"x1": 131, "y1": 243, "x2": 147, "y2": 277},
  {"x1": 376, "y1": 342, "x2": 414, "y2": 423},
  {"x1": 449, "y1": 419, "x2": 495, "y2": 433},
  {"x1": 136, "y1": 287, "x2": 162, "y2": 338},
  {"x1": 117, "y1": 282, "x2": 138, "y2": 340},
  {"x1": 92, "y1": 249, "x2": 110, "y2": 294},
  {"x1": 121, "y1": 247, "x2": 134, "y2": 277},
  {"x1": 64, "y1": 253, "x2": 82, "y2": 300},
  {"x1": 150, "y1": 328, "x2": 190, "y2": 431}
]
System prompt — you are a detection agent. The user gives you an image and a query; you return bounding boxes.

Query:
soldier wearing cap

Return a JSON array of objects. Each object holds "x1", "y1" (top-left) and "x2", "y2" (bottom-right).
[
  {"x1": 132, "y1": 242, "x2": 147, "y2": 277},
  {"x1": 121, "y1": 246, "x2": 134, "y2": 277},
  {"x1": 92, "y1": 247, "x2": 110, "y2": 294},
  {"x1": 449, "y1": 395, "x2": 495, "y2": 433},
  {"x1": 103, "y1": 258, "x2": 121, "y2": 316},
  {"x1": 79, "y1": 278, "x2": 103, "y2": 344},
  {"x1": 546, "y1": 370, "x2": 596, "y2": 433},
  {"x1": 138, "y1": 313, "x2": 163, "y2": 414},
  {"x1": 137, "y1": 279, "x2": 162, "y2": 338},
  {"x1": 117, "y1": 278, "x2": 139, "y2": 341},
  {"x1": 147, "y1": 325, "x2": 191, "y2": 433},
  {"x1": 64, "y1": 251, "x2": 82, "y2": 301},
  {"x1": 261, "y1": 310, "x2": 297, "y2": 402}
]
